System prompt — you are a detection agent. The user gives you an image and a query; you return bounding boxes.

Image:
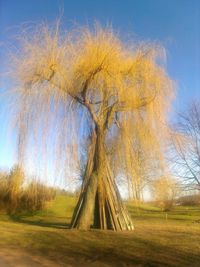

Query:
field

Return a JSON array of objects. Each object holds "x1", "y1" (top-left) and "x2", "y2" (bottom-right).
[{"x1": 0, "y1": 195, "x2": 200, "y2": 267}]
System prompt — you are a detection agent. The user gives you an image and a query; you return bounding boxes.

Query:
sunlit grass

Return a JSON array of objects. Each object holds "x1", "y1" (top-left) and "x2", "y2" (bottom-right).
[{"x1": 0, "y1": 195, "x2": 200, "y2": 267}]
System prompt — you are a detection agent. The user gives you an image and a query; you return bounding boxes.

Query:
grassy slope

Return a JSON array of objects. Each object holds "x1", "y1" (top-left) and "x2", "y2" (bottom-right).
[{"x1": 0, "y1": 195, "x2": 200, "y2": 267}]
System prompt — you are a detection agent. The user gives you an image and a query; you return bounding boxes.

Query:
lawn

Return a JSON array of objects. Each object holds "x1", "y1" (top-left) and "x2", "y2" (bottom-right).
[{"x1": 0, "y1": 195, "x2": 200, "y2": 267}]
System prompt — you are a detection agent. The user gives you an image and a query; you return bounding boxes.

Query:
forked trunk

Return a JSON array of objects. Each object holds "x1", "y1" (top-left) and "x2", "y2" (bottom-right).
[{"x1": 70, "y1": 126, "x2": 134, "y2": 231}]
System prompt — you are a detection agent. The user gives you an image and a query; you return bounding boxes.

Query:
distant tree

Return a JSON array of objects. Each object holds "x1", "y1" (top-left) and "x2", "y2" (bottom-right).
[
  {"x1": 6, "y1": 165, "x2": 25, "y2": 214},
  {"x1": 0, "y1": 170, "x2": 9, "y2": 209},
  {"x1": 151, "y1": 176, "x2": 179, "y2": 211},
  {"x1": 11, "y1": 22, "x2": 174, "y2": 230},
  {"x1": 171, "y1": 101, "x2": 200, "y2": 191},
  {"x1": 177, "y1": 193, "x2": 200, "y2": 206}
]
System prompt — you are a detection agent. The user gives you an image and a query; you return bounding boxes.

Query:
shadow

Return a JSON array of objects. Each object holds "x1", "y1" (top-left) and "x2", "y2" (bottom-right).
[
  {"x1": 21, "y1": 229, "x2": 200, "y2": 267},
  {"x1": 9, "y1": 214, "x2": 71, "y2": 229}
]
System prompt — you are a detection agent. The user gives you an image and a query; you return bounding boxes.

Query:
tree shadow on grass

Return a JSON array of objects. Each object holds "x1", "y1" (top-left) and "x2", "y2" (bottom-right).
[
  {"x1": 21, "y1": 229, "x2": 200, "y2": 267},
  {"x1": 9, "y1": 214, "x2": 71, "y2": 229}
]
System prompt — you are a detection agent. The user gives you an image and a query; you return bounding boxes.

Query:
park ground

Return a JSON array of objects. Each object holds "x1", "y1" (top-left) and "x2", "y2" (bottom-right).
[{"x1": 0, "y1": 195, "x2": 200, "y2": 267}]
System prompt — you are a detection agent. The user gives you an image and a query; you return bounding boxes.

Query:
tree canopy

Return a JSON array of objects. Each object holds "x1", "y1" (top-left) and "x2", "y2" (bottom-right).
[
  {"x1": 10, "y1": 22, "x2": 175, "y2": 230},
  {"x1": 12, "y1": 22, "x2": 174, "y2": 178}
]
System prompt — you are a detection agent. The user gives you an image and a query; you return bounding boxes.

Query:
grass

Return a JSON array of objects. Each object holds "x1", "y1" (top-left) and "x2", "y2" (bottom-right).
[{"x1": 0, "y1": 195, "x2": 200, "y2": 267}]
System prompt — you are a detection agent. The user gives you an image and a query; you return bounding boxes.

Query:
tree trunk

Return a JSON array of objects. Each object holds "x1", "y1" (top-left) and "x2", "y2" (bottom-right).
[{"x1": 70, "y1": 126, "x2": 134, "y2": 231}]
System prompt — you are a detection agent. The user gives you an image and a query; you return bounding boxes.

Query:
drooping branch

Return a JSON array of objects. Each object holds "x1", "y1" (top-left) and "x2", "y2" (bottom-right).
[
  {"x1": 11, "y1": 22, "x2": 174, "y2": 231},
  {"x1": 117, "y1": 91, "x2": 157, "y2": 112}
]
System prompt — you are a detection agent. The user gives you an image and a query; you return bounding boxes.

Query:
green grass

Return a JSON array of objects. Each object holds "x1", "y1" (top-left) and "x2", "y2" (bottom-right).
[
  {"x1": 0, "y1": 196, "x2": 200, "y2": 267},
  {"x1": 7, "y1": 195, "x2": 77, "y2": 228}
]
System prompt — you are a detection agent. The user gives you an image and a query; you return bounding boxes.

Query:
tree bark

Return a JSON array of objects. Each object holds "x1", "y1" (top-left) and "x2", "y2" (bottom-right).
[{"x1": 70, "y1": 125, "x2": 134, "y2": 231}]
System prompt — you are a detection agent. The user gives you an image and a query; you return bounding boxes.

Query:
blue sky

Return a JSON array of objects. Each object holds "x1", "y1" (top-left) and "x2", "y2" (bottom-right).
[{"x1": 0, "y1": 0, "x2": 200, "y2": 171}]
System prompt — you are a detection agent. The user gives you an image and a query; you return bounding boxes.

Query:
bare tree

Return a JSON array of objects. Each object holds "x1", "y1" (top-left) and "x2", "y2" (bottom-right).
[
  {"x1": 171, "y1": 101, "x2": 200, "y2": 191},
  {"x1": 10, "y1": 22, "x2": 174, "y2": 230}
]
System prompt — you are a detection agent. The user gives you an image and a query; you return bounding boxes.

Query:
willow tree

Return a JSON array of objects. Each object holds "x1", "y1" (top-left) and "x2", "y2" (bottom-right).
[{"x1": 11, "y1": 22, "x2": 174, "y2": 231}]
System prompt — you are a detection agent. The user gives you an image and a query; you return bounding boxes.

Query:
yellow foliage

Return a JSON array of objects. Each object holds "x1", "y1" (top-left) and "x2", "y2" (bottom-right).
[
  {"x1": 152, "y1": 176, "x2": 179, "y2": 210},
  {"x1": 10, "y1": 22, "x2": 175, "y2": 189}
]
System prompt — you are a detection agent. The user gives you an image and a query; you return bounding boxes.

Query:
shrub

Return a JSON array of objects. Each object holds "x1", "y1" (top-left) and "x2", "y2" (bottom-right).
[
  {"x1": 0, "y1": 165, "x2": 56, "y2": 214},
  {"x1": 6, "y1": 165, "x2": 25, "y2": 214},
  {"x1": 0, "y1": 171, "x2": 9, "y2": 210},
  {"x1": 177, "y1": 194, "x2": 200, "y2": 206},
  {"x1": 20, "y1": 181, "x2": 56, "y2": 212}
]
